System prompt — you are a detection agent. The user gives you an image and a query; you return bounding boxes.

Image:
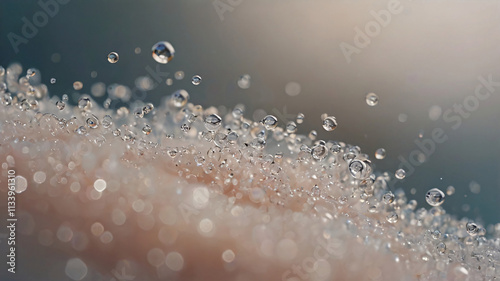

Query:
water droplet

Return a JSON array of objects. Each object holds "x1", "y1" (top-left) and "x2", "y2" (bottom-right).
[
  {"x1": 375, "y1": 148, "x2": 386, "y2": 159},
  {"x1": 73, "y1": 81, "x2": 83, "y2": 90},
  {"x1": 296, "y1": 113, "x2": 305, "y2": 124},
  {"x1": 27, "y1": 68, "x2": 36, "y2": 77},
  {"x1": 166, "y1": 78, "x2": 173, "y2": 86},
  {"x1": 102, "y1": 115, "x2": 113, "y2": 128},
  {"x1": 382, "y1": 192, "x2": 395, "y2": 204},
  {"x1": 308, "y1": 130, "x2": 317, "y2": 141},
  {"x1": 286, "y1": 121, "x2": 297, "y2": 133},
  {"x1": 366, "y1": 92, "x2": 378, "y2": 106},
  {"x1": 311, "y1": 144, "x2": 328, "y2": 160},
  {"x1": 107, "y1": 52, "x2": 119, "y2": 63},
  {"x1": 112, "y1": 128, "x2": 121, "y2": 137},
  {"x1": 237, "y1": 74, "x2": 251, "y2": 89},
  {"x1": 330, "y1": 142, "x2": 342, "y2": 154},
  {"x1": 425, "y1": 188, "x2": 445, "y2": 207},
  {"x1": 446, "y1": 185, "x2": 455, "y2": 196},
  {"x1": 204, "y1": 114, "x2": 222, "y2": 131},
  {"x1": 152, "y1": 41, "x2": 175, "y2": 64},
  {"x1": 174, "y1": 71, "x2": 185, "y2": 80},
  {"x1": 466, "y1": 222, "x2": 479, "y2": 236},
  {"x1": 65, "y1": 258, "x2": 87, "y2": 281},
  {"x1": 395, "y1": 169, "x2": 406, "y2": 180},
  {"x1": 86, "y1": 115, "x2": 99, "y2": 129},
  {"x1": 62, "y1": 94, "x2": 69, "y2": 101},
  {"x1": 1, "y1": 93, "x2": 12, "y2": 106},
  {"x1": 171, "y1": 89, "x2": 189, "y2": 108},
  {"x1": 78, "y1": 97, "x2": 91, "y2": 110},
  {"x1": 436, "y1": 242, "x2": 446, "y2": 254},
  {"x1": 76, "y1": 126, "x2": 87, "y2": 135},
  {"x1": 222, "y1": 249, "x2": 235, "y2": 263},
  {"x1": 143, "y1": 103, "x2": 154, "y2": 115},
  {"x1": 431, "y1": 230, "x2": 441, "y2": 239},
  {"x1": 250, "y1": 138, "x2": 266, "y2": 150},
  {"x1": 191, "y1": 75, "x2": 202, "y2": 85},
  {"x1": 0, "y1": 66, "x2": 4, "y2": 76},
  {"x1": 50, "y1": 78, "x2": 56, "y2": 84},
  {"x1": 56, "y1": 101, "x2": 65, "y2": 110},
  {"x1": 142, "y1": 124, "x2": 152, "y2": 135},
  {"x1": 348, "y1": 157, "x2": 372, "y2": 179},
  {"x1": 134, "y1": 107, "x2": 144, "y2": 118},
  {"x1": 322, "y1": 116, "x2": 337, "y2": 131},
  {"x1": 386, "y1": 212, "x2": 398, "y2": 223},
  {"x1": 261, "y1": 115, "x2": 278, "y2": 130}
]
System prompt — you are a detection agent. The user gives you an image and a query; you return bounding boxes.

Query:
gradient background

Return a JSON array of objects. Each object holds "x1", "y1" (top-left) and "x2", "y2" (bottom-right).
[{"x1": 1, "y1": 0, "x2": 500, "y2": 226}]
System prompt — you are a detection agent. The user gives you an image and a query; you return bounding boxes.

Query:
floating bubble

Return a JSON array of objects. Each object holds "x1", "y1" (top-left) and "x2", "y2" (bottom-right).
[
  {"x1": 142, "y1": 124, "x2": 152, "y2": 135},
  {"x1": 395, "y1": 169, "x2": 406, "y2": 180},
  {"x1": 102, "y1": 115, "x2": 113, "y2": 128},
  {"x1": 425, "y1": 188, "x2": 445, "y2": 206},
  {"x1": 308, "y1": 130, "x2": 317, "y2": 141},
  {"x1": 322, "y1": 116, "x2": 337, "y2": 131},
  {"x1": 349, "y1": 157, "x2": 372, "y2": 179},
  {"x1": 237, "y1": 74, "x2": 251, "y2": 89},
  {"x1": 78, "y1": 97, "x2": 91, "y2": 110},
  {"x1": 50, "y1": 78, "x2": 56, "y2": 84},
  {"x1": 86, "y1": 115, "x2": 99, "y2": 129},
  {"x1": 27, "y1": 68, "x2": 36, "y2": 77},
  {"x1": 152, "y1": 41, "x2": 175, "y2": 64},
  {"x1": 107, "y1": 52, "x2": 119, "y2": 63},
  {"x1": 446, "y1": 185, "x2": 455, "y2": 196},
  {"x1": 382, "y1": 192, "x2": 395, "y2": 204},
  {"x1": 171, "y1": 89, "x2": 189, "y2": 108},
  {"x1": 56, "y1": 100, "x2": 65, "y2": 110},
  {"x1": 143, "y1": 103, "x2": 154, "y2": 115},
  {"x1": 191, "y1": 75, "x2": 202, "y2": 85},
  {"x1": 436, "y1": 242, "x2": 446, "y2": 254},
  {"x1": 261, "y1": 115, "x2": 278, "y2": 130},
  {"x1": 311, "y1": 144, "x2": 328, "y2": 160},
  {"x1": 386, "y1": 212, "x2": 398, "y2": 223},
  {"x1": 175, "y1": 71, "x2": 185, "y2": 80},
  {"x1": 375, "y1": 148, "x2": 386, "y2": 159},
  {"x1": 204, "y1": 114, "x2": 222, "y2": 131},
  {"x1": 286, "y1": 121, "x2": 297, "y2": 133},
  {"x1": 65, "y1": 258, "x2": 87, "y2": 281},
  {"x1": 73, "y1": 81, "x2": 83, "y2": 90},
  {"x1": 466, "y1": 222, "x2": 479, "y2": 236},
  {"x1": 296, "y1": 113, "x2": 305, "y2": 124},
  {"x1": 366, "y1": 92, "x2": 378, "y2": 106}
]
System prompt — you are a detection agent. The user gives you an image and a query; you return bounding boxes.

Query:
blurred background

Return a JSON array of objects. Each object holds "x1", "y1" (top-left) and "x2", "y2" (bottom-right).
[{"x1": 1, "y1": 0, "x2": 500, "y2": 225}]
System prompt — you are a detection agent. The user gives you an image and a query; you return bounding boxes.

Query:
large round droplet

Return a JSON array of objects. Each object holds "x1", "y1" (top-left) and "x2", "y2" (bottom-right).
[
  {"x1": 171, "y1": 89, "x2": 189, "y2": 108},
  {"x1": 261, "y1": 115, "x2": 278, "y2": 130},
  {"x1": 107, "y1": 52, "x2": 119, "y2": 63},
  {"x1": 395, "y1": 169, "x2": 406, "y2": 180},
  {"x1": 366, "y1": 92, "x2": 378, "y2": 106},
  {"x1": 425, "y1": 188, "x2": 445, "y2": 206},
  {"x1": 237, "y1": 74, "x2": 251, "y2": 89},
  {"x1": 191, "y1": 75, "x2": 202, "y2": 85},
  {"x1": 152, "y1": 41, "x2": 175, "y2": 64},
  {"x1": 348, "y1": 157, "x2": 372, "y2": 179},
  {"x1": 466, "y1": 222, "x2": 479, "y2": 236},
  {"x1": 322, "y1": 116, "x2": 337, "y2": 131},
  {"x1": 375, "y1": 148, "x2": 386, "y2": 159},
  {"x1": 204, "y1": 114, "x2": 222, "y2": 131},
  {"x1": 311, "y1": 144, "x2": 328, "y2": 160}
]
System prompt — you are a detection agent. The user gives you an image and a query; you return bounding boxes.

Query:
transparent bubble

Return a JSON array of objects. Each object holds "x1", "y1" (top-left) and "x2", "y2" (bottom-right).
[
  {"x1": 62, "y1": 94, "x2": 69, "y2": 101},
  {"x1": 112, "y1": 129, "x2": 121, "y2": 137},
  {"x1": 237, "y1": 74, "x2": 251, "y2": 89},
  {"x1": 375, "y1": 148, "x2": 386, "y2": 160},
  {"x1": 250, "y1": 138, "x2": 266, "y2": 150},
  {"x1": 86, "y1": 115, "x2": 99, "y2": 129},
  {"x1": 232, "y1": 106, "x2": 245, "y2": 119},
  {"x1": 425, "y1": 188, "x2": 445, "y2": 207},
  {"x1": 395, "y1": 169, "x2": 406, "y2": 180},
  {"x1": 446, "y1": 185, "x2": 455, "y2": 196},
  {"x1": 76, "y1": 126, "x2": 87, "y2": 135},
  {"x1": 308, "y1": 130, "x2": 317, "y2": 141},
  {"x1": 50, "y1": 78, "x2": 56, "y2": 84},
  {"x1": 143, "y1": 103, "x2": 154, "y2": 115},
  {"x1": 348, "y1": 157, "x2": 372, "y2": 179},
  {"x1": 382, "y1": 192, "x2": 395, "y2": 204},
  {"x1": 366, "y1": 92, "x2": 378, "y2": 106},
  {"x1": 296, "y1": 113, "x2": 305, "y2": 124},
  {"x1": 73, "y1": 81, "x2": 83, "y2": 90},
  {"x1": 102, "y1": 115, "x2": 113, "y2": 128},
  {"x1": 431, "y1": 230, "x2": 441, "y2": 239},
  {"x1": 311, "y1": 144, "x2": 328, "y2": 160},
  {"x1": 0, "y1": 66, "x2": 4, "y2": 76},
  {"x1": 56, "y1": 100, "x2": 65, "y2": 110},
  {"x1": 322, "y1": 116, "x2": 337, "y2": 131},
  {"x1": 204, "y1": 114, "x2": 222, "y2": 131},
  {"x1": 152, "y1": 41, "x2": 175, "y2": 64},
  {"x1": 466, "y1": 222, "x2": 479, "y2": 236},
  {"x1": 78, "y1": 97, "x2": 91, "y2": 110},
  {"x1": 436, "y1": 242, "x2": 446, "y2": 254},
  {"x1": 27, "y1": 68, "x2": 36, "y2": 77},
  {"x1": 107, "y1": 52, "x2": 119, "y2": 63},
  {"x1": 386, "y1": 212, "x2": 398, "y2": 223},
  {"x1": 174, "y1": 71, "x2": 185, "y2": 80},
  {"x1": 166, "y1": 78, "x2": 173, "y2": 86},
  {"x1": 1, "y1": 93, "x2": 12, "y2": 106},
  {"x1": 261, "y1": 115, "x2": 278, "y2": 130},
  {"x1": 0, "y1": 82, "x2": 6, "y2": 93},
  {"x1": 286, "y1": 121, "x2": 297, "y2": 133},
  {"x1": 330, "y1": 142, "x2": 342, "y2": 154},
  {"x1": 191, "y1": 75, "x2": 202, "y2": 85},
  {"x1": 171, "y1": 89, "x2": 189, "y2": 108},
  {"x1": 134, "y1": 107, "x2": 144, "y2": 118},
  {"x1": 142, "y1": 125, "x2": 152, "y2": 135}
]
